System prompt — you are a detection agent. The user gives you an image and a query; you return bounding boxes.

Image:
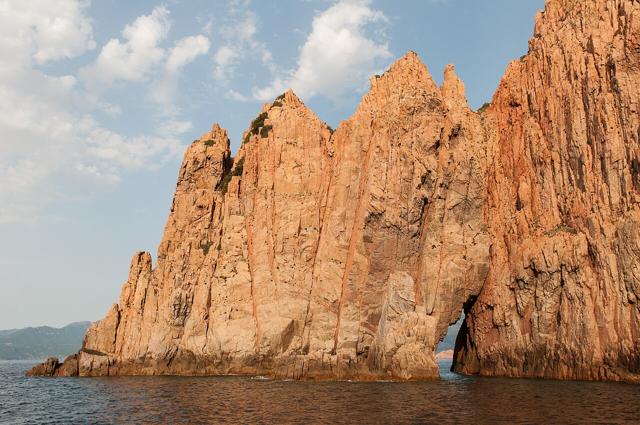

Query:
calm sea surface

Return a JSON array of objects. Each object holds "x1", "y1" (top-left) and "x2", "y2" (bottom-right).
[{"x1": 1, "y1": 360, "x2": 639, "y2": 424}]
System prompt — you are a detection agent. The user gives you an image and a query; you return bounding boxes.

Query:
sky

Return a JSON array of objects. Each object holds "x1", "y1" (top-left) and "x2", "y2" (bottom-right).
[{"x1": 0, "y1": 0, "x2": 544, "y2": 330}]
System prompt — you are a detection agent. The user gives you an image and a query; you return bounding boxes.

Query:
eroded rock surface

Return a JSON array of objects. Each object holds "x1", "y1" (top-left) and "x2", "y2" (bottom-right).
[
  {"x1": 453, "y1": 0, "x2": 640, "y2": 382},
  {"x1": 28, "y1": 57, "x2": 489, "y2": 380},
  {"x1": 28, "y1": 0, "x2": 640, "y2": 382}
]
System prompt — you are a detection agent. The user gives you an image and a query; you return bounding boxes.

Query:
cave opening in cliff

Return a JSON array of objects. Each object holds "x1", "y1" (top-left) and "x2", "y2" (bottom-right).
[{"x1": 437, "y1": 293, "x2": 479, "y2": 372}]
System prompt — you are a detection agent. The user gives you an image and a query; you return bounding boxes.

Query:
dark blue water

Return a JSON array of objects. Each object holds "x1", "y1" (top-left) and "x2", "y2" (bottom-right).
[{"x1": 1, "y1": 360, "x2": 638, "y2": 424}]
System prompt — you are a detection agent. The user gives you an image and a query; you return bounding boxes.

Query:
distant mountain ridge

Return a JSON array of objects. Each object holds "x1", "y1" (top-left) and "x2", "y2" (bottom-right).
[{"x1": 0, "y1": 322, "x2": 90, "y2": 360}]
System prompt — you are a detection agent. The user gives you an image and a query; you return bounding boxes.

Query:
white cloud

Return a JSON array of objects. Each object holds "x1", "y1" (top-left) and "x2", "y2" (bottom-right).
[
  {"x1": 0, "y1": 0, "x2": 95, "y2": 222},
  {"x1": 253, "y1": 0, "x2": 391, "y2": 102},
  {"x1": 79, "y1": 6, "x2": 171, "y2": 87},
  {"x1": 85, "y1": 125, "x2": 183, "y2": 170},
  {"x1": 227, "y1": 88, "x2": 250, "y2": 102},
  {"x1": 212, "y1": 2, "x2": 276, "y2": 83},
  {"x1": 79, "y1": 5, "x2": 210, "y2": 112},
  {"x1": 202, "y1": 19, "x2": 214, "y2": 36},
  {"x1": 158, "y1": 120, "x2": 193, "y2": 136},
  {"x1": 0, "y1": 3, "x2": 197, "y2": 224},
  {"x1": 165, "y1": 35, "x2": 210, "y2": 73},
  {"x1": 213, "y1": 46, "x2": 238, "y2": 80},
  {"x1": 0, "y1": 0, "x2": 96, "y2": 65},
  {"x1": 151, "y1": 35, "x2": 211, "y2": 112}
]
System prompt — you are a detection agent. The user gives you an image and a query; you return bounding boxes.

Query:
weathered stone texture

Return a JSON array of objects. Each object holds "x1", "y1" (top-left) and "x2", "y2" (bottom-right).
[
  {"x1": 29, "y1": 56, "x2": 489, "y2": 380},
  {"x1": 453, "y1": 0, "x2": 640, "y2": 382}
]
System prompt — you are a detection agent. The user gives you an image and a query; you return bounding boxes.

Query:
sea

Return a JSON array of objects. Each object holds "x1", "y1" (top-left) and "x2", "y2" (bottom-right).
[{"x1": 1, "y1": 360, "x2": 639, "y2": 424}]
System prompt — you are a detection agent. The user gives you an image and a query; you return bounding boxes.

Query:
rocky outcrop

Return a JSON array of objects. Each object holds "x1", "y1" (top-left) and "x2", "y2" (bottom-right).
[
  {"x1": 26, "y1": 354, "x2": 78, "y2": 377},
  {"x1": 28, "y1": 0, "x2": 640, "y2": 382},
  {"x1": 453, "y1": 0, "x2": 640, "y2": 382},
  {"x1": 26, "y1": 357, "x2": 59, "y2": 377},
  {"x1": 28, "y1": 57, "x2": 489, "y2": 380},
  {"x1": 303, "y1": 56, "x2": 488, "y2": 379}
]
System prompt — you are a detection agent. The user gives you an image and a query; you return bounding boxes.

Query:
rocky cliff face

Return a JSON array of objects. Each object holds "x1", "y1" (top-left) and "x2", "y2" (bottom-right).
[
  {"x1": 30, "y1": 0, "x2": 640, "y2": 382},
  {"x1": 453, "y1": 0, "x2": 640, "y2": 382},
  {"x1": 30, "y1": 59, "x2": 489, "y2": 380}
]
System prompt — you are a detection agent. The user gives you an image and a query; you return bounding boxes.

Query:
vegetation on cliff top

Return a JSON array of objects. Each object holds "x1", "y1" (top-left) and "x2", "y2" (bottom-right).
[
  {"x1": 243, "y1": 111, "x2": 272, "y2": 144},
  {"x1": 477, "y1": 102, "x2": 491, "y2": 113}
]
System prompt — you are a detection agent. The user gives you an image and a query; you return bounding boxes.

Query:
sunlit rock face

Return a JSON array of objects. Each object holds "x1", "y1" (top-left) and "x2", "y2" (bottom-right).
[
  {"x1": 30, "y1": 58, "x2": 490, "y2": 380},
  {"x1": 453, "y1": 0, "x2": 640, "y2": 382},
  {"x1": 29, "y1": 0, "x2": 640, "y2": 382}
]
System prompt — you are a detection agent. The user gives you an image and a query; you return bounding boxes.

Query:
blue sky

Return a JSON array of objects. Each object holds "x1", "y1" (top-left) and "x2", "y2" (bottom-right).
[{"x1": 0, "y1": 0, "x2": 543, "y2": 329}]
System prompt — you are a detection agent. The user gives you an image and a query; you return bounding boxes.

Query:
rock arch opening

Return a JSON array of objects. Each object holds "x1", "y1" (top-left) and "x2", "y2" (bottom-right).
[
  {"x1": 436, "y1": 314, "x2": 463, "y2": 365},
  {"x1": 435, "y1": 293, "x2": 479, "y2": 377}
]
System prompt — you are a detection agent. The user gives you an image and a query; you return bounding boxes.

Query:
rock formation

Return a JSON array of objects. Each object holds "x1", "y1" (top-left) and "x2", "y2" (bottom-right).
[
  {"x1": 29, "y1": 0, "x2": 640, "y2": 382},
  {"x1": 453, "y1": 0, "x2": 640, "y2": 382}
]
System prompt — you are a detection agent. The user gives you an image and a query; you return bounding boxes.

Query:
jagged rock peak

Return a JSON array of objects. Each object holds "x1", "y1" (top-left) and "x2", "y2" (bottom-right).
[
  {"x1": 246, "y1": 88, "x2": 332, "y2": 144},
  {"x1": 276, "y1": 89, "x2": 303, "y2": 107},
  {"x1": 356, "y1": 50, "x2": 442, "y2": 116},
  {"x1": 369, "y1": 50, "x2": 438, "y2": 93},
  {"x1": 440, "y1": 64, "x2": 469, "y2": 111},
  {"x1": 197, "y1": 123, "x2": 230, "y2": 148},
  {"x1": 259, "y1": 90, "x2": 306, "y2": 116}
]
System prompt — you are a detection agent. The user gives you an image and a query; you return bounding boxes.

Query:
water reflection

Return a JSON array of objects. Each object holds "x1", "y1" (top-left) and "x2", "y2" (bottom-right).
[{"x1": 1, "y1": 361, "x2": 638, "y2": 424}]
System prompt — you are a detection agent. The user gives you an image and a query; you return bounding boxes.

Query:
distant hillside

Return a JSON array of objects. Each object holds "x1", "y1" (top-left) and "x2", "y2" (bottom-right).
[{"x1": 0, "y1": 321, "x2": 90, "y2": 360}]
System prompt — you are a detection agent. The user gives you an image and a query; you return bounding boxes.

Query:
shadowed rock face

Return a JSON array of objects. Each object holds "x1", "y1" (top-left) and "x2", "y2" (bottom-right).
[{"x1": 29, "y1": 0, "x2": 640, "y2": 382}]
